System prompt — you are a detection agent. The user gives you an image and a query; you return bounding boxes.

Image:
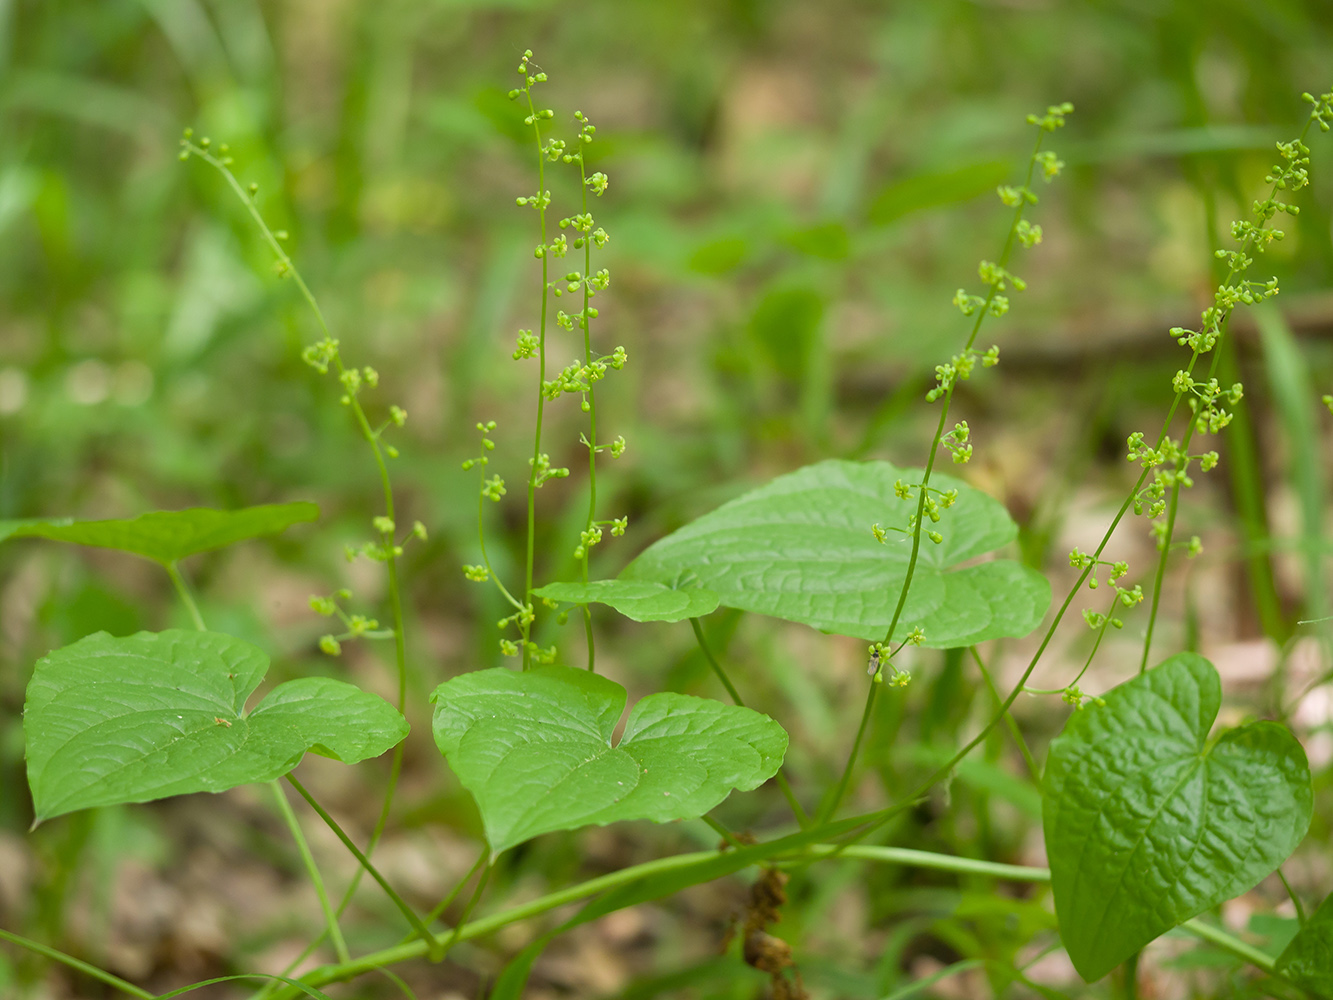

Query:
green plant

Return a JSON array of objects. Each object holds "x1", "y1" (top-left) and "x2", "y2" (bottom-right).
[{"x1": 4, "y1": 43, "x2": 1333, "y2": 1000}]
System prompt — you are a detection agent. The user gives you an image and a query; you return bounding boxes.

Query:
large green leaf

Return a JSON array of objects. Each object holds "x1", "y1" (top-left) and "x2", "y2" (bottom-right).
[
  {"x1": 25, "y1": 630, "x2": 408, "y2": 823},
  {"x1": 0, "y1": 503, "x2": 318, "y2": 564},
  {"x1": 1042, "y1": 653, "x2": 1311, "y2": 981},
  {"x1": 430, "y1": 666, "x2": 787, "y2": 854},
  {"x1": 533, "y1": 579, "x2": 719, "y2": 623},
  {"x1": 620, "y1": 459, "x2": 1049, "y2": 646},
  {"x1": 1276, "y1": 893, "x2": 1333, "y2": 998}
]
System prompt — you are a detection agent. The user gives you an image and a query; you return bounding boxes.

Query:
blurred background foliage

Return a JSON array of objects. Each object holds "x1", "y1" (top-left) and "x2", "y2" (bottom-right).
[{"x1": 3, "y1": 1, "x2": 1333, "y2": 997}]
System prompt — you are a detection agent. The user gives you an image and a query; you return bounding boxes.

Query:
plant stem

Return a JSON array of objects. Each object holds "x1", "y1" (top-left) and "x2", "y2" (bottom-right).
[
  {"x1": 577, "y1": 136, "x2": 600, "y2": 673},
  {"x1": 969, "y1": 646, "x2": 1041, "y2": 784},
  {"x1": 284, "y1": 775, "x2": 438, "y2": 958},
  {"x1": 702, "y1": 814, "x2": 745, "y2": 849},
  {"x1": 803, "y1": 844, "x2": 1051, "y2": 881},
  {"x1": 434, "y1": 859, "x2": 492, "y2": 964},
  {"x1": 689, "y1": 617, "x2": 744, "y2": 704},
  {"x1": 819, "y1": 666, "x2": 883, "y2": 826},
  {"x1": 270, "y1": 781, "x2": 350, "y2": 964},
  {"x1": 689, "y1": 617, "x2": 809, "y2": 828},
  {"x1": 521, "y1": 82, "x2": 551, "y2": 671},
  {"x1": 184, "y1": 140, "x2": 412, "y2": 942},
  {"x1": 1122, "y1": 950, "x2": 1139, "y2": 1000},
  {"x1": 157, "y1": 973, "x2": 335, "y2": 999},
  {"x1": 1277, "y1": 866, "x2": 1307, "y2": 925},
  {"x1": 473, "y1": 465, "x2": 525, "y2": 612},
  {"x1": 375, "y1": 967, "x2": 419, "y2": 1000},
  {"x1": 165, "y1": 561, "x2": 206, "y2": 631},
  {"x1": 419, "y1": 846, "x2": 489, "y2": 934},
  {"x1": 819, "y1": 127, "x2": 1048, "y2": 826},
  {"x1": 839, "y1": 480, "x2": 1148, "y2": 851},
  {"x1": 0, "y1": 928, "x2": 155, "y2": 999},
  {"x1": 262, "y1": 848, "x2": 723, "y2": 995},
  {"x1": 1179, "y1": 917, "x2": 1276, "y2": 973},
  {"x1": 259, "y1": 842, "x2": 1282, "y2": 997},
  {"x1": 1138, "y1": 111, "x2": 1322, "y2": 673}
]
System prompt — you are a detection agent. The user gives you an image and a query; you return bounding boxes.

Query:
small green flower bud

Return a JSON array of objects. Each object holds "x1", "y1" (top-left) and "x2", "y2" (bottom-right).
[{"x1": 309, "y1": 595, "x2": 336, "y2": 615}]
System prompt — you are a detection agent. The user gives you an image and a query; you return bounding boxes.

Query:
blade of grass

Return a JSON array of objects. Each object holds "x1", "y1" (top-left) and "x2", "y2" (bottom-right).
[
  {"x1": 1256, "y1": 304, "x2": 1327, "y2": 625},
  {"x1": 1217, "y1": 335, "x2": 1288, "y2": 641}
]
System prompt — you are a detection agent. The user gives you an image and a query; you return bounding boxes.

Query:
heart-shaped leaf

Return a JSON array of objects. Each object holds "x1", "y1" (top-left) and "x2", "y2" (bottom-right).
[
  {"x1": 0, "y1": 503, "x2": 318, "y2": 565},
  {"x1": 1042, "y1": 653, "x2": 1312, "y2": 981},
  {"x1": 430, "y1": 666, "x2": 787, "y2": 854},
  {"x1": 25, "y1": 630, "x2": 408, "y2": 823},
  {"x1": 532, "y1": 579, "x2": 719, "y2": 622},
  {"x1": 621, "y1": 459, "x2": 1049, "y2": 646},
  {"x1": 1277, "y1": 893, "x2": 1333, "y2": 998}
]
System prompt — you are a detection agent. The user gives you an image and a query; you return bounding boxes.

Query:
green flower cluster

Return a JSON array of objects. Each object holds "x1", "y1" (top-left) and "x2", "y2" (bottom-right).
[{"x1": 462, "y1": 52, "x2": 632, "y2": 667}]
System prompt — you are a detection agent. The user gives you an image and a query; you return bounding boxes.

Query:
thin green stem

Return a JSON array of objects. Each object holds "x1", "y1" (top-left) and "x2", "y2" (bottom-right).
[
  {"x1": 838, "y1": 480, "x2": 1147, "y2": 851},
  {"x1": 1072, "y1": 592, "x2": 1119, "y2": 688},
  {"x1": 280, "y1": 298, "x2": 412, "y2": 981},
  {"x1": 269, "y1": 781, "x2": 350, "y2": 965},
  {"x1": 819, "y1": 127, "x2": 1048, "y2": 826},
  {"x1": 475, "y1": 477, "x2": 524, "y2": 612},
  {"x1": 1122, "y1": 950, "x2": 1139, "y2": 1000},
  {"x1": 702, "y1": 814, "x2": 745, "y2": 849},
  {"x1": 435, "y1": 859, "x2": 492, "y2": 964},
  {"x1": 881, "y1": 959, "x2": 985, "y2": 1000},
  {"x1": 1277, "y1": 866, "x2": 1307, "y2": 925},
  {"x1": 1140, "y1": 444, "x2": 1190, "y2": 673},
  {"x1": 261, "y1": 841, "x2": 1282, "y2": 997},
  {"x1": 820, "y1": 667, "x2": 883, "y2": 826},
  {"x1": 578, "y1": 136, "x2": 599, "y2": 672},
  {"x1": 1139, "y1": 112, "x2": 1322, "y2": 672},
  {"x1": 165, "y1": 561, "x2": 206, "y2": 631},
  {"x1": 1140, "y1": 328, "x2": 1236, "y2": 674},
  {"x1": 1028, "y1": 588, "x2": 1121, "y2": 696},
  {"x1": 521, "y1": 81, "x2": 550, "y2": 671},
  {"x1": 416, "y1": 846, "x2": 489, "y2": 937},
  {"x1": 803, "y1": 844, "x2": 1051, "y2": 882},
  {"x1": 375, "y1": 968, "x2": 420, "y2": 1000},
  {"x1": 0, "y1": 928, "x2": 155, "y2": 999},
  {"x1": 284, "y1": 775, "x2": 439, "y2": 959},
  {"x1": 159, "y1": 973, "x2": 334, "y2": 999},
  {"x1": 689, "y1": 617, "x2": 744, "y2": 704},
  {"x1": 581, "y1": 602, "x2": 595, "y2": 670},
  {"x1": 969, "y1": 646, "x2": 1041, "y2": 784},
  {"x1": 184, "y1": 140, "x2": 411, "y2": 940},
  {"x1": 263, "y1": 848, "x2": 722, "y2": 996},
  {"x1": 335, "y1": 740, "x2": 405, "y2": 912},
  {"x1": 688, "y1": 617, "x2": 810, "y2": 828},
  {"x1": 1179, "y1": 917, "x2": 1276, "y2": 973},
  {"x1": 772, "y1": 773, "x2": 808, "y2": 829}
]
